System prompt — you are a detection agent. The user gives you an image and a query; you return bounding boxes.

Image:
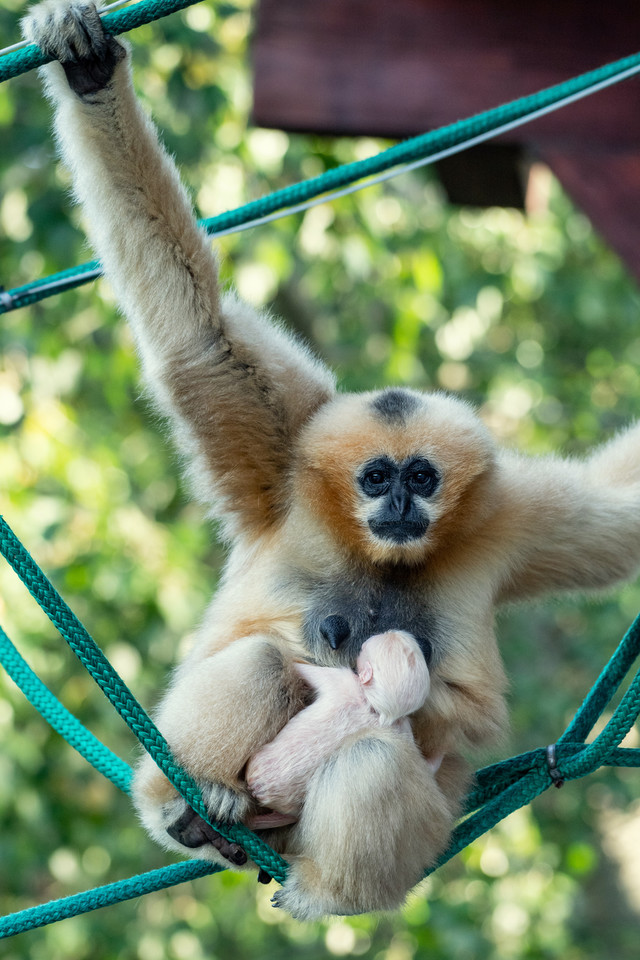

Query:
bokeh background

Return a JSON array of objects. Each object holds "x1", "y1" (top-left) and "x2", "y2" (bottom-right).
[{"x1": 2, "y1": 1, "x2": 640, "y2": 957}]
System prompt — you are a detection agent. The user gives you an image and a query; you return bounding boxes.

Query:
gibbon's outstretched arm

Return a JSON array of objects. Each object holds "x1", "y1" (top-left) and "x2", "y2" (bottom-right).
[
  {"x1": 22, "y1": 1, "x2": 335, "y2": 539},
  {"x1": 493, "y1": 422, "x2": 640, "y2": 602}
]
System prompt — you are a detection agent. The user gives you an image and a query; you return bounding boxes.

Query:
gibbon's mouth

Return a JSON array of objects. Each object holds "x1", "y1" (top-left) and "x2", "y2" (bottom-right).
[{"x1": 368, "y1": 518, "x2": 429, "y2": 543}]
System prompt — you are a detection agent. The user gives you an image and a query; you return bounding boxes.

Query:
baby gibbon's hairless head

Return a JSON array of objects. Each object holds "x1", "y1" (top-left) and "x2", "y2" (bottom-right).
[{"x1": 356, "y1": 630, "x2": 430, "y2": 724}]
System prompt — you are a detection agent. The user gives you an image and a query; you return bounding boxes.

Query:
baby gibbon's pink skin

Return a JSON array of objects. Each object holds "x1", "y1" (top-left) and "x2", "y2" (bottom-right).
[{"x1": 246, "y1": 631, "x2": 430, "y2": 827}]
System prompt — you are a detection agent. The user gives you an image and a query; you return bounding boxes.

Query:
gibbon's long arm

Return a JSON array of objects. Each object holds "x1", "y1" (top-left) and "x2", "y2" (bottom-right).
[
  {"x1": 493, "y1": 422, "x2": 640, "y2": 601},
  {"x1": 24, "y1": 2, "x2": 335, "y2": 539}
]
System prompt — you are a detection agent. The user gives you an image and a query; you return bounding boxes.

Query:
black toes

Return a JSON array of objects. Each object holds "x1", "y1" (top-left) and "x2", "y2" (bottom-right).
[{"x1": 211, "y1": 836, "x2": 247, "y2": 866}]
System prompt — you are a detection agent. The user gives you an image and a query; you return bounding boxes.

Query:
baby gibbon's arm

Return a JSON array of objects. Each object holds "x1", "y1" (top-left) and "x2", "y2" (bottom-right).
[
  {"x1": 493, "y1": 423, "x2": 640, "y2": 601},
  {"x1": 23, "y1": 1, "x2": 335, "y2": 538},
  {"x1": 246, "y1": 664, "x2": 361, "y2": 815}
]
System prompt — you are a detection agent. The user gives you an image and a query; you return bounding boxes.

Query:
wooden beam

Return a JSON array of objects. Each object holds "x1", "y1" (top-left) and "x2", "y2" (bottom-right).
[
  {"x1": 252, "y1": 0, "x2": 640, "y2": 277},
  {"x1": 536, "y1": 150, "x2": 640, "y2": 280},
  {"x1": 252, "y1": 0, "x2": 640, "y2": 146}
]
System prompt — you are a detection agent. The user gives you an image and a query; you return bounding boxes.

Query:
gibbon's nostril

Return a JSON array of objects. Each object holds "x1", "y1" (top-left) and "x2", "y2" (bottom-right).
[{"x1": 319, "y1": 614, "x2": 351, "y2": 650}]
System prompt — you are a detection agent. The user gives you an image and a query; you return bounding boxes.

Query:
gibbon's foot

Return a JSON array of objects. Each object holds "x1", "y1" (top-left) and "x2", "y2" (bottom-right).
[
  {"x1": 270, "y1": 883, "x2": 333, "y2": 922},
  {"x1": 22, "y1": 0, "x2": 126, "y2": 95},
  {"x1": 257, "y1": 869, "x2": 273, "y2": 884},
  {"x1": 166, "y1": 804, "x2": 247, "y2": 866}
]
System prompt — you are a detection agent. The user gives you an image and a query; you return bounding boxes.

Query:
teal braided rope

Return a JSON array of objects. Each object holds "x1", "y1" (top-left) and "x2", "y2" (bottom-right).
[
  {"x1": 431, "y1": 769, "x2": 552, "y2": 875},
  {"x1": 466, "y1": 743, "x2": 640, "y2": 813},
  {"x1": 0, "y1": 0, "x2": 205, "y2": 84},
  {"x1": 0, "y1": 860, "x2": 223, "y2": 939},
  {"x1": 3, "y1": 47, "x2": 640, "y2": 313},
  {"x1": 0, "y1": 262, "x2": 102, "y2": 313},
  {"x1": 0, "y1": 516, "x2": 288, "y2": 884},
  {"x1": 561, "y1": 669, "x2": 640, "y2": 782},
  {"x1": 0, "y1": 625, "x2": 133, "y2": 793},
  {"x1": 425, "y1": 611, "x2": 640, "y2": 876},
  {"x1": 560, "y1": 613, "x2": 640, "y2": 745},
  {"x1": 0, "y1": 621, "x2": 224, "y2": 939}
]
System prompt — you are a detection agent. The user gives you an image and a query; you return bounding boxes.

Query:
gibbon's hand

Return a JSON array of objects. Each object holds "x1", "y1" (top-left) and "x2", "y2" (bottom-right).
[
  {"x1": 22, "y1": 0, "x2": 125, "y2": 95},
  {"x1": 165, "y1": 804, "x2": 248, "y2": 867}
]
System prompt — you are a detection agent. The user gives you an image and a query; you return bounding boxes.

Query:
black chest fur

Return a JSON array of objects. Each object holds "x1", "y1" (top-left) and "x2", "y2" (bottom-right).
[{"x1": 297, "y1": 568, "x2": 441, "y2": 667}]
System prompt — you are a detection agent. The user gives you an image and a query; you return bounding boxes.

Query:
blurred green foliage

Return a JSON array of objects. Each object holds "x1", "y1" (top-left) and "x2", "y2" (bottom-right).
[{"x1": 2, "y1": 1, "x2": 640, "y2": 958}]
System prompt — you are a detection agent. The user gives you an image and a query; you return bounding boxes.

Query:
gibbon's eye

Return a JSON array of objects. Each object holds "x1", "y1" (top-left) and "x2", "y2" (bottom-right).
[
  {"x1": 367, "y1": 471, "x2": 387, "y2": 485},
  {"x1": 362, "y1": 470, "x2": 390, "y2": 496},
  {"x1": 405, "y1": 460, "x2": 440, "y2": 497},
  {"x1": 358, "y1": 460, "x2": 394, "y2": 497}
]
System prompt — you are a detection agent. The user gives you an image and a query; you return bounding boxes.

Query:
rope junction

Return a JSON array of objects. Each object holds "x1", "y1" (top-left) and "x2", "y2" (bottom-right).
[{"x1": 1, "y1": 0, "x2": 640, "y2": 940}]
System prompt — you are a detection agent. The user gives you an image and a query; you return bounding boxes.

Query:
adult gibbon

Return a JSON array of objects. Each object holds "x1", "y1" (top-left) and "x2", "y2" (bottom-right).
[{"x1": 21, "y1": 0, "x2": 640, "y2": 920}]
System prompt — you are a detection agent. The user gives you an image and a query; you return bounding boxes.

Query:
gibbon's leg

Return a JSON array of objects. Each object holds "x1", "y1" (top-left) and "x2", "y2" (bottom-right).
[
  {"x1": 492, "y1": 424, "x2": 640, "y2": 602},
  {"x1": 22, "y1": 1, "x2": 335, "y2": 540},
  {"x1": 274, "y1": 730, "x2": 458, "y2": 921},
  {"x1": 132, "y1": 635, "x2": 309, "y2": 865}
]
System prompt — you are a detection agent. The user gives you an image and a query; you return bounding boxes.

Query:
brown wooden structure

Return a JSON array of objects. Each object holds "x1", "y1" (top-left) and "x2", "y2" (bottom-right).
[{"x1": 251, "y1": 0, "x2": 640, "y2": 279}]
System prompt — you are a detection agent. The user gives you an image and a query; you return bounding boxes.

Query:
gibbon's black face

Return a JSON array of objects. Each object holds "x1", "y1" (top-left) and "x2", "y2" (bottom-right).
[
  {"x1": 357, "y1": 456, "x2": 440, "y2": 544},
  {"x1": 297, "y1": 386, "x2": 496, "y2": 570}
]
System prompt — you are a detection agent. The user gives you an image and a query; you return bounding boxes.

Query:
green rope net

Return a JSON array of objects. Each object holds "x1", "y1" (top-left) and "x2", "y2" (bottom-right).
[
  {"x1": 2, "y1": 0, "x2": 640, "y2": 940},
  {"x1": 2, "y1": 512, "x2": 640, "y2": 938}
]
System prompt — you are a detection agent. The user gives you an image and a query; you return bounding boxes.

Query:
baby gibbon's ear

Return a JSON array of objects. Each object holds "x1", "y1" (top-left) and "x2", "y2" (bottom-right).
[{"x1": 358, "y1": 661, "x2": 373, "y2": 685}]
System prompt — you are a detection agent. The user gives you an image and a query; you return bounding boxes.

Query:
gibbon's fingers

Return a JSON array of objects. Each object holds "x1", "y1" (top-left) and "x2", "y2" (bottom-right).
[
  {"x1": 165, "y1": 805, "x2": 247, "y2": 866},
  {"x1": 21, "y1": 0, "x2": 125, "y2": 95}
]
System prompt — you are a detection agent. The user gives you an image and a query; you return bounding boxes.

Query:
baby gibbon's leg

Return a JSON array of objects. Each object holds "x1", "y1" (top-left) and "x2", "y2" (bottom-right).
[{"x1": 132, "y1": 635, "x2": 309, "y2": 864}]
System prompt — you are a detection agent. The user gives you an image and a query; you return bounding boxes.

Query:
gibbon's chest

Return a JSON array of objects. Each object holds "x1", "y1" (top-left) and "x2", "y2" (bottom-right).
[{"x1": 291, "y1": 568, "x2": 447, "y2": 668}]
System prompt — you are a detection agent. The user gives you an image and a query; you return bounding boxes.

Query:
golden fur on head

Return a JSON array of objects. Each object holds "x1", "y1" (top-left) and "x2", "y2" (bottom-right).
[{"x1": 294, "y1": 388, "x2": 496, "y2": 565}]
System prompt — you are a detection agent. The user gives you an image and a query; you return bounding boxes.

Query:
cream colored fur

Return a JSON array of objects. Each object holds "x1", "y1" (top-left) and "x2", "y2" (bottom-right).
[
  {"x1": 245, "y1": 631, "x2": 430, "y2": 820},
  {"x1": 22, "y1": 0, "x2": 640, "y2": 920}
]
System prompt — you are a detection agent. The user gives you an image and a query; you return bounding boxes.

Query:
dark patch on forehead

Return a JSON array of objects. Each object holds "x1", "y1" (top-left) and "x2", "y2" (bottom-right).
[{"x1": 371, "y1": 389, "x2": 420, "y2": 423}]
